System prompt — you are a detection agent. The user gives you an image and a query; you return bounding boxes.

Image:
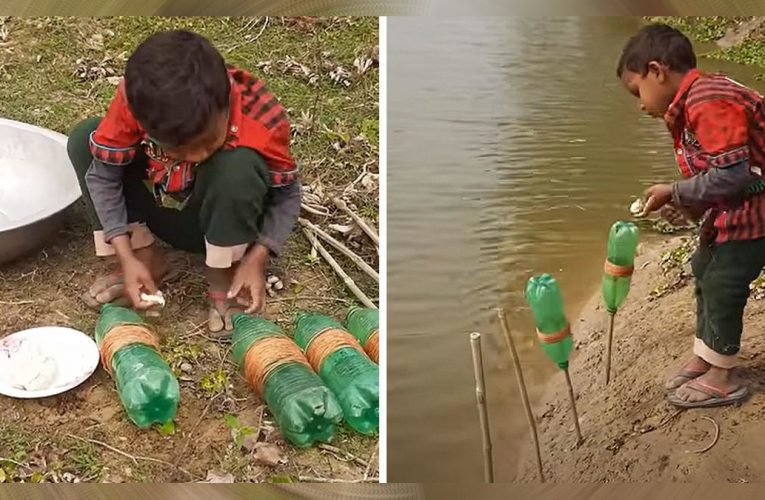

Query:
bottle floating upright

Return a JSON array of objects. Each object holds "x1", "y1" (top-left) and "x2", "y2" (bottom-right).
[
  {"x1": 601, "y1": 221, "x2": 639, "y2": 385},
  {"x1": 95, "y1": 304, "x2": 180, "y2": 429},
  {"x1": 293, "y1": 312, "x2": 379, "y2": 435},
  {"x1": 345, "y1": 307, "x2": 379, "y2": 363},
  {"x1": 231, "y1": 314, "x2": 343, "y2": 447},
  {"x1": 525, "y1": 274, "x2": 582, "y2": 445}
]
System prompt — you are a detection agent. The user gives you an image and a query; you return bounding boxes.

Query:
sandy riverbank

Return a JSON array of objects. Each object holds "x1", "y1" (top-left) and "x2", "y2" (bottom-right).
[{"x1": 516, "y1": 235, "x2": 765, "y2": 482}]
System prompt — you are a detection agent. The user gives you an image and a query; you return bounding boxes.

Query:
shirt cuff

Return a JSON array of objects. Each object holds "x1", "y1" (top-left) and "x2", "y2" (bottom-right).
[
  {"x1": 257, "y1": 236, "x2": 281, "y2": 257},
  {"x1": 103, "y1": 225, "x2": 130, "y2": 243}
]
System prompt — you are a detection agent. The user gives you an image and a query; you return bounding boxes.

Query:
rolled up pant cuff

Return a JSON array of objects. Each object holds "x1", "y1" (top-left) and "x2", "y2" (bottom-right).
[
  {"x1": 694, "y1": 337, "x2": 739, "y2": 369},
  {"x1": 93, "y1": 223, "x2": 155, "y2": 257},
  {"x1": 205, "y1": 240, "x2": 249, "y2": 268}
]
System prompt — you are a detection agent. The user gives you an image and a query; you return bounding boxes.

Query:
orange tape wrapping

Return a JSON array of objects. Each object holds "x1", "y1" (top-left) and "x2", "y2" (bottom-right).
[
  {"x1": 243, "y1": 336, "x2": 312, "y2": 395},
  {"x1": 99, "y1": 324, "x2": 160, "y2": 376},
  {"x1": 603, "y1": 260, "x2": 634, "y2": 278},
  {"x1": 305, "y1": 328, "x2": 365, "y2": 371},
  {"x1": 536, "y1": 324, "x2": 571, "y2": 344},
  {"x1": 364, "y1": 329, "x2": 379, "y2": 363}
]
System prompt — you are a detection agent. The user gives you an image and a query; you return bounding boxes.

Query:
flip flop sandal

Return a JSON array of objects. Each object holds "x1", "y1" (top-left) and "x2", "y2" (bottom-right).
[
  {"x1": 207, "y1": 290, "x2": 243, "y2": 339},
  {"x1": 666, "y1": 379, "x2": 749, "y2": 408},
  {"x1": 664, "y1": 368, "x2": 709, "y2": 392}
]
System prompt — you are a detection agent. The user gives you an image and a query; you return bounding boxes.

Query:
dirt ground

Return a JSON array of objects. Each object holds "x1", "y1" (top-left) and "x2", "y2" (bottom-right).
[
  {"x1": 516, "y1": 234, "x2": 765, "y2": 482},
  {"x1": 0, "y1": 17, "x2": 378, "y2": 484}
]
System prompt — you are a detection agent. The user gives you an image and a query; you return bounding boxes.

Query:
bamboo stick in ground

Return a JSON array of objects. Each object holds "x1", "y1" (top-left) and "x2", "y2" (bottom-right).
[
  {"x1": 497, "y1": 308, "x2": 545, "y2": 482},
  {"x1": 301, "y1": 227, "x2": 377, "y2": 309},
  {"x1": 605, "y1": 312, "x2": 615, "y2": 385},
  {"x1": 469, "y1": 332, "x2": 494, "y2": 483},
  {"x1": 332, "y1": 197, "x2": 379, "y2": 247},
  {"x1": 299, "y1": 218, "x2": 379, "y2": 282},
  {"x1": 563, "y1": 368, "x2": 584, "y2": 445}
]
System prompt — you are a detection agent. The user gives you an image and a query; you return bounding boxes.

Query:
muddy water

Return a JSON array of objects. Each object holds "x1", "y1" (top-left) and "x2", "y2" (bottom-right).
[{"x1": 387, "y1": 17, "x2": 764, "y2": 481}]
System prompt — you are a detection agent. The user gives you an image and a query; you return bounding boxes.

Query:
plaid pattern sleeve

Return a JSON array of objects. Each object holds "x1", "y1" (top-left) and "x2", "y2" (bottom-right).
[
  {"x1": 89, "y1": 81, "x2": 142, "y2": 166},
  {"x1": 687, "y1": 98, "x2": 750, "y2": 169}
]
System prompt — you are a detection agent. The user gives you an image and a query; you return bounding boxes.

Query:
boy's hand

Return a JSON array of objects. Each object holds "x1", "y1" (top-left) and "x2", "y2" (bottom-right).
[
  {"x1": 228, "y1": 244, "x2": 269, "y2": 314},
  {"x1": 121, "y1": 257, "x2": 159, "y2": 310},
  {"x1": 640, "y1": 184, "x2": 673, "y2": 216}
]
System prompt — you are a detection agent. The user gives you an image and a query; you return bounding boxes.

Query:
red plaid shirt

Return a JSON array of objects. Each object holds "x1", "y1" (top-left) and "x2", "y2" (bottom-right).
[
  {"x1": 89, "y1": 66, "x2": 298, "y2": 195},
  {"x1": 665, "y1": 68, "x2": 765, "y2": 243}
]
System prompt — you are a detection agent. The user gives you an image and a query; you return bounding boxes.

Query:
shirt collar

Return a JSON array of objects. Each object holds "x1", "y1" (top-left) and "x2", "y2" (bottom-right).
[
  {"x1": 664, "y1": 68, "x2": 701, "y2": 129},
  {"x1": 225, "y1": 75, "x2": 242, "y2": 147}
]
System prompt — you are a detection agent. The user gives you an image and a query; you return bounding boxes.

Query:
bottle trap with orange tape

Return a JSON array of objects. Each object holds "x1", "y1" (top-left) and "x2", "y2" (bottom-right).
[
  {"x1": 230, "y1": 314, "x2": 343, "y2": 447},
  {"x1": 94, "y1": 304, "x2": 180, "y2": 429},
  {"x1": 293, "y1": 312, "x2": 379, "y2": 435},
  {"x1": 344, "y1": 307, "x2": 379, "y2": 363}
]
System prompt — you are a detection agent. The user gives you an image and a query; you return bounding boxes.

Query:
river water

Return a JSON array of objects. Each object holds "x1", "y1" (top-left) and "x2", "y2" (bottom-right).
[{"x1": 387, "y1": 17, "x2": 764, "y2": 481}]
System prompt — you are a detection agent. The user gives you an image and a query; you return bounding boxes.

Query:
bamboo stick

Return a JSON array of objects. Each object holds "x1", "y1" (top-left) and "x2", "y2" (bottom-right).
[
  {"x1": 497, "y1": 308, "x2": 545, "y2": 482},
  {"x1": 605, "y1": 312, "x2": 615, "y2": 385},
  {"x1": 332, "y1": 197, "x2": 379, "y2": 247},
  {"x1": 563, "y1": 368, "x2": 583, "y2": 445},
  {"x1": 299, "y1": 218, "x2": 379, "y2": 282},
  {"x1": 469, "y1": 332, "x2": 494, "y2": 483},
  {"x1": 301, "y1": 227, "x2": 377, "y2": 309}
]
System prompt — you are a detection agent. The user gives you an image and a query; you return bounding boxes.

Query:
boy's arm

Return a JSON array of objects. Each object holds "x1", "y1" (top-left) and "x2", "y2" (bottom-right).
[
  {"x1": 85, "y1": 159, "x2": 130, "y2": 241},
  {"x1": 257, "y1": 180, "x2": 302, "y2": 257},
  {"x1": 672, "y1": 159, "x2": 759, "y2": 209},
  {"x1": 87, "y1": 80, "x2": 142, "y2": 243}
]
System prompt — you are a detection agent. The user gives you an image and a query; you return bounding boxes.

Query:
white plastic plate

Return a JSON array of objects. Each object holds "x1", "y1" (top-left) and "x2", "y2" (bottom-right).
[{"x1": 0, "y1": 326, "x2": 99, "y2": 399}]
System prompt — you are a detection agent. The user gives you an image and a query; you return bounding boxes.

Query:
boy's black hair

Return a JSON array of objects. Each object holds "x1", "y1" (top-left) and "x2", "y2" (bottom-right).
[
  {"x1": 125, "y1": 30, "x2": 230, "y2": 146},
  {"x1": 616, "y1": 23, "x2": 696, "y2": 78}
]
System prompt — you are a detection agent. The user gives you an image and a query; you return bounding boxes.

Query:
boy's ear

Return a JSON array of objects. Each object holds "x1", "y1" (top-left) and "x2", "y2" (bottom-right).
[{"x1": 647, "y1": 61, "x2": 666, "y2": 82}]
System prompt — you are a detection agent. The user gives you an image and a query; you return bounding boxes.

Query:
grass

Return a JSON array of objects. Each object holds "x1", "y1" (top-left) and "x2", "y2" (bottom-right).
[
  {"x1": 0, "y1": 16, "x2": 378, "y2": 483},
  {"x1": 647, "y1": 16, "x2": 765, "y2": 74}
]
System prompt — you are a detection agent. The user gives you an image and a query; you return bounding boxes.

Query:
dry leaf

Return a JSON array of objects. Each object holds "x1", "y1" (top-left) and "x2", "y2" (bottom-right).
[
  {"x1": 205, "y1": 470, "x2": 235, "y2": 483},
  {"x1": 252, "y1": 442, "x2": 286, "y2": 467}
]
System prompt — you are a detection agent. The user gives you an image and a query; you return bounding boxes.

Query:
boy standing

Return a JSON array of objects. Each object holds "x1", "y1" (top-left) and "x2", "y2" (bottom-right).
[
  {"x1": 67, "y1": 30, "x2": 300, "y2": 336},
  {"x1": 618, "y1": 24, "x2": 765, "y2": 407}
]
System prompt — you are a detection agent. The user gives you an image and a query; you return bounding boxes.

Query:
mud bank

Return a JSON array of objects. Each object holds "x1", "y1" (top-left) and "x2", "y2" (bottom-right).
[{"x1": 516, "y1": 236, "x2": 765, "y2": 482}]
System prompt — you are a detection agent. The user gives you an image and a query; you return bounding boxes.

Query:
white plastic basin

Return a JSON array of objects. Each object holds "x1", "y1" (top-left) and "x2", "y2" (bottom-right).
[{"x1": 0, "y1": 118, "x2": 81, "y2": 265}]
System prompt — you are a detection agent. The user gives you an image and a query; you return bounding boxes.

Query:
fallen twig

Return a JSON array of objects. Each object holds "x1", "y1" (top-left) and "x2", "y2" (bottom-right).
[
  {"x1": 301, "y1": 203, "x2": 330, "y2": 217},
  {"x1": 332, "y1": 197, "x2": 379, "y2": 247},
  {"x1": 302, "y1": 227, "x2": 377, "y2": 309},
  {"x1": 0, "y1": 300, "x2": 36, "y2": 305},
  {"x1": 318, "y1": 443, "x2": 369, "y2": 467},
  {"x1": 0, "y1": 457, "x2": 33, "y2": 470},
  {"x1": 66, "y1": 434, "x2": 196, "y2": 480},
  {"x1": 684, "y1": 416, "x2": 719, "y2": 454},
  {"x1": 297, "y1": 476, "x2": 379, "y2": 483},
  {"x1": 300, "y1": 218, "x2": 379, "y2": 282},
  {"x1": 658, "y1": 409, "x2": 684, "y2": 428},
  {"x1": 364, "y1": 441, "x2": 379, "y2": 480}
]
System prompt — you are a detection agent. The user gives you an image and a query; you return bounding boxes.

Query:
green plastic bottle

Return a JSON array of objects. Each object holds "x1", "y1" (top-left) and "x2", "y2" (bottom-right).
[
  {"x1": 95, "y1": 304, "x2": 180, "y2": 429},
  {"x1": 525, "y1": 274, "x2": 572, "y2": 369},
  {"x1": 344, "y1": 307, "x2": 379, "y2": 363},
  {"x1": 231, "y1": 314, "x2": 343, "y2": 447},
  {"x1": 601, "y1": 221, "x2": 639, "y2": 314},
  {"x1": 293, "y1": 313, "x2": 379, "y2": 435}
]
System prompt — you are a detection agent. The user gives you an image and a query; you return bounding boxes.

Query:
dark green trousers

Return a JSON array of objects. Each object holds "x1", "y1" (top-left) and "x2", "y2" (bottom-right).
[
  {"x1": 691, "y1": 237, "x2": 765, "y2": 356},
  {"x1": 67, "y1": 117, "x2": 270, "y2": 254}
]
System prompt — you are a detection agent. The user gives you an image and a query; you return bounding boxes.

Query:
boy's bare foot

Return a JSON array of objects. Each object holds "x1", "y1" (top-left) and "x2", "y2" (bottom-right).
[
  {"x1": 668, "y1": 366, "x2": 748, "y2": 408},
  {"x1": 82, "y1": 244, "x2": 170, "y2": 309},
  {"x1": 205, "y1": 266, "x2": 243, "y2": 336},
  {"x1": 664, "y1": 355, "x2": 710, "y2": 391}
]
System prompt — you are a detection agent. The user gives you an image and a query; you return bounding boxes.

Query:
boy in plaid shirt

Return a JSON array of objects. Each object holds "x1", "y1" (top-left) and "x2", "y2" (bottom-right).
[
  {"x1": 67, "y1": 30, "x2": 300, "y2": 336},
  {"x1": 618, "y1": 24, "x2": 765, "y2": 408}
]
